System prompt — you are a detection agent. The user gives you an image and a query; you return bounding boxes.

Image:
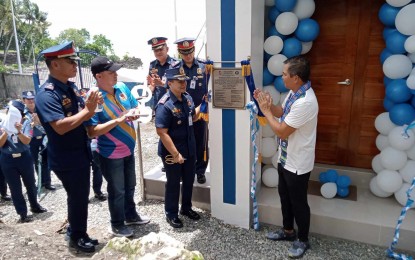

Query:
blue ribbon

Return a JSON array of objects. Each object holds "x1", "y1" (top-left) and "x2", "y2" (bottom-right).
[{"x1": 246, "y1": 101, "x2": 260, "y2": 230}]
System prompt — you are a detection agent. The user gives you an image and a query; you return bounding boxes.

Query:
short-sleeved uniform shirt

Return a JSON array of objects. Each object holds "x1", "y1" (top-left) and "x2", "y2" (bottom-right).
[
  {"x1": 173, "y1": 59, "x2": 206, "y2": 107},
  {"x1": 149, "y1": 56, "x2": 177, "y2": 104},
  {"x1": 155, "y1": 90, "x2": 196, "y2": 159},
  {"x1": 0, "y1": 118, "x2": 32, "y2": 154},
  {"x1": 35, "y1": 76, "x2": 90, "y2": 171},
  {"x1": 85, "y1": 82, "x2": 138, "y2": 159}
]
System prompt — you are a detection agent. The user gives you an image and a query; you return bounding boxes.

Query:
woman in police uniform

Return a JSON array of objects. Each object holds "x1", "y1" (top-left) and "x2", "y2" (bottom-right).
[
  {"x1": 0, "y1": 100, "x2": 47, "y2": 222},
  {"x1": 155, "y1": 67, "x2": 202, "y2": 228}
]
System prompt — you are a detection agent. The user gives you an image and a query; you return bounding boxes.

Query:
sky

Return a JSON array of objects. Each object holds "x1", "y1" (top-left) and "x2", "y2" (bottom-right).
[{"x1": 30, "y1": 0, "x2": 206, "y2": 67}]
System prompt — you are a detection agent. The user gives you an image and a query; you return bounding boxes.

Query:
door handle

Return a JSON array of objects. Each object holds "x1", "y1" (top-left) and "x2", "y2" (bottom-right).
[{"x1": 337, "y1": 79, "x2": 352, "y2": 86}]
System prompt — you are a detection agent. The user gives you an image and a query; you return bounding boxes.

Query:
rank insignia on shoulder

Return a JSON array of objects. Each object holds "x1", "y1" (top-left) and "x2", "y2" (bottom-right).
[
  {"x1": 187, "y1": 100, "x2": 191, "y2": 107},
  {"x1": 45, "y1": 83, "x2": 54, "y2": 90},
  {"x1": 171, "y1": 60, "x2": 180, "y2": 67},
  {"x1": 159, "y1": 95, "x2": 168, "y2": 104}
]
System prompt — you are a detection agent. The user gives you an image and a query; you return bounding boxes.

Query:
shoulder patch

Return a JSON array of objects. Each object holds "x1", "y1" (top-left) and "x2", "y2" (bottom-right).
[
  {"x1": 197, "y1": 58, "x2": 206, "y2": 64},
  {"x1": 159, "y1": 95, "x2": 168, "y2": 104},
  {"x1": 171, "y1": 60, "x2": 181, "y2": 68},
  {"x1": 45, "y1": 83, "x2": 54, "y2": 90}
]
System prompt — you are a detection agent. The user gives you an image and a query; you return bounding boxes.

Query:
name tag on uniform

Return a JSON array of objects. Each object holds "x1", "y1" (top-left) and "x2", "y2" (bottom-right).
[
  {"x1": 162, "y1": 76, "x2": 167, "y2": 84},
  {"x1": 190, "y1": 80, "x2": 196, "y2": 89},
  {"x1": 12, "y1": 134, "x2": 18, "y2": 143},
  {"x1": 188, "y1": 115, "x2": 193, "y2": 126}
]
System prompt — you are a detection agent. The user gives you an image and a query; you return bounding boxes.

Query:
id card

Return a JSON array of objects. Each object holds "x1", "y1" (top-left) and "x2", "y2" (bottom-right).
[
  {"x1": 188, "y1": 115, "x2": 193, "y2": 126},
  {"x1": 12, "y1": 134, "x2": 18, "y2": 143},
  {"x1": 190, "y1": 80, "x2": 196, "y2": 89}
]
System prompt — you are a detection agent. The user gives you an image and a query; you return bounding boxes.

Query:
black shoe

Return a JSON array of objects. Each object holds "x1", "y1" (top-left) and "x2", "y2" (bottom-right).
[
  {"x1": 19, "y1": 215, "x2": 33, "y2": 223},
  {"x1": 31, "y1": 205, "x2": 47, "y2": 213},
  {"x1": 85, "y1": 236, "x2": 99, "y2": 246},
  {"x1": 69, "y1": 238, "x2": 95, "y2": 253},
  {"x1": 166, "y1": 216, "x2": 183, "y2": 228},
  {"x1": 197, "y1": 174, "x2": 206, "y2": 184},
  {"x1": 180, "y1": 209, "x2": 201, "y2": 220},
  {"x1": 1, "y1": 194, "x2": 12, "y2": 201},
  {"x1": 43, "y1": 184, "x2": 56, "y2": 191},
  {"x1": 94, "y1": 192, "x2": 107, "y2": 201}
]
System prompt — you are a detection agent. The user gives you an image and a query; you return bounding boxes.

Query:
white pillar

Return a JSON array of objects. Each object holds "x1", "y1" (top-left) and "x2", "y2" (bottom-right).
[{"x1": 206, "y1": 0, "x2": 264, "y2": 229}]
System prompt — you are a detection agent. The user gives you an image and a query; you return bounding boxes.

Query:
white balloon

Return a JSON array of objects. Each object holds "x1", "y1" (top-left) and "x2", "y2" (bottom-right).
[
  {"x1": 264, "y1": 36, "x2": 284, "y2": 55},
  {"x1": 408, "y1": 52, "x2": 415, "y2": 63},
  {"x1": 280, "y1": 91, "x2": 289, "y2": 105},
  {"x1": 388, "y1": 126, "x2": 415, "y2": 151},
  {"x1": 380, "y1": 147, "x2": 408, "y2": 171},
  {"x1": 405, "y1": 35, "x2": 415, "y2": 53},
  {"x1": 267, "y1": 54, "x2": 287, "y2": 76},
  {"x1": 394, "y1": 183, "x2": 415, "y2": 208},
  {"x1": 293, "y1": 0, "x2": 315, "y2": 19},
  {"x1": 375, "y1": 112, "x2": 396, "y2": 135},
  {"x1": 383, "y1": 55, "x2": 413, "y2": 79},
  {"x1": 275, "y1": 12, "x2": 299, "y2": 35},
  {"x1": 372, "y1": 154, "x2": 384, "y2": 174},
  {"x1": 321, "y1": 183, "x2": 337, "y2": 199},
  {"x1": 386, "y1": 0, "x2": 411, "y2": 7},
  {"x1": 262, "y1": 167, "x2": 279, "y2": 187},
  {"x1": 262, "y1": 156, "x2": 273, "y2": 165},
  {"x1": 376, "y1": 134, "x2": 390, "y2": 151},
  {"x1": 271, "y1": 152, "x2": 280, "y2": 168},
  {"x1": 377, "y1": 169, "x2": 403, "y2": 193},
  {"x1": 399, "y1": 160, "x2": 415, "y2": 183},
  {"x1": 395, "y1": 3, "x2": 415, "y2": 35},
  {"x1": 407, "y1": 144, "x2": 415, "y2": 160},
  {"x1": 131, "y1": 85, "x2": 153, "y2": 104},
  {"x1": 411, "y1": 68, "x2": 415, "y2": 75},
  {"x1": 369, "y1": 177, "x2": 393, "y2": 197},
  {"x1": 301, "y1": 41, "x2": 313, "y2": 54},
  {"x1": 262, "y1": 123, "x2": 275, "y2": 138},
  {"x1": 263, "y1": 85, "x2": 281, "y2": 105},
  {"x1": 262, "y1": 164, "x2": 273, "y2": 174},
  {"x1": 262, "y1": 137, "x2": 278, "y2": 158},
  {"x1": 137, "y1": 106, "x2": 153, "y2": 124},
  {"x1": 407, "y1": 75, "x2": 415, "y2": 90},
  {"x1": 265, "y1": 0, "x2": 275, "y2": 6}
]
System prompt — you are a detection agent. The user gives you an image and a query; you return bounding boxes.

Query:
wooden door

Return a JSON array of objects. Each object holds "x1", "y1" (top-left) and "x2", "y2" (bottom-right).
[{"x1": 307, "y1": 0, "x2": 385, "y2": 169}]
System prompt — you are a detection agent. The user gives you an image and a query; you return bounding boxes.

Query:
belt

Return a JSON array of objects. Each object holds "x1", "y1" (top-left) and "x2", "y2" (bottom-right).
[{"x1": 12, "y1": 153, "x2": 22, "y2": 158}]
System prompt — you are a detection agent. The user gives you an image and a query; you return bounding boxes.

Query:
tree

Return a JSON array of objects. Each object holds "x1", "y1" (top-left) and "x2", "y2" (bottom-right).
[{"x1": 56, "y1": 28, "x2": 90, "y2": 48}]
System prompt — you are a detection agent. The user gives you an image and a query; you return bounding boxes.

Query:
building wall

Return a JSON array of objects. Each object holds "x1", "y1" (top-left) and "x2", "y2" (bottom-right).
[{"x1": 0, "y1": 73, "x2": 34, "y2": 99}]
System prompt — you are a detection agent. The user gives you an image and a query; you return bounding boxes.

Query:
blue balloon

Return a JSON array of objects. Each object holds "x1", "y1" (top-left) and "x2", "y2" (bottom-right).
[
  {"x1": 383, "y1": 76, "x2": 392, "y2": 86},
  {"x1": 275, "y1": 0, "x2": 297, "y2": 12},
  {"x1": 383, "y1": 28, "x2": 397, "y2": 41},
  {"x1": 380, "y1": 48, "x2": 392, "y2": 64},
  {"x1": 337, "y1": 187, "x2": 350, "y2": 198},
  {"x1": 386, "y1": 31, "x2": 409, "y2": 54},
  {"x1": 378, "y1": 3, "x2": 400, "y2": 27},
  {"x1": 385, "y1": 79, "x2": 412, "y2": 103},
  {"x1": 325, "y1": 169, "x2": 338, "y2": 183},
  {"x1": 336, "y1": 175, "x2": 351, "y2": 188},
  {"x1": 383, "y1": 98, "x2": 394, "y2": 111},
  {"x1": 268, "y1": 6, "x2": 281, "y2": 23},
  {"x1": 412, "y1": 95, "x2": 415, "y2": 108},
  {"x1": 319, "y1": 172, "x2": 328, "y2": 183},
  {"x1": 389, "y1": 103, "x2": 415, "y2": 126},
  {"x1": 282, "y1": 37, "x2": 302, "y2": 58},
  {"x1": 274, "y1": 76, "x2": 289, "y2": 93},
  {"x1": 267, "y1": 26, "x2": 288, "y2": 40},
  {"x1": 263, "y1": 67, "x2": 275, "y2": 86},
  {"x1": 295, "y1": 19, "x2": 320, "y2": 42}
]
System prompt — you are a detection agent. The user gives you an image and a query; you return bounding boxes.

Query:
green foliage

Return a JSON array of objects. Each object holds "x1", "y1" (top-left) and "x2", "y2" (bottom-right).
[{"x1": 56, "y1": 28, "x2": 90, "y2": 48}]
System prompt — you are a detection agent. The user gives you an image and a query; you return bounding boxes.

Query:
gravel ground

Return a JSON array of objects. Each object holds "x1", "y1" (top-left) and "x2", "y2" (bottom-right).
[{"x1": 0, "y1": 118, "x2": 408, "y2": 259}]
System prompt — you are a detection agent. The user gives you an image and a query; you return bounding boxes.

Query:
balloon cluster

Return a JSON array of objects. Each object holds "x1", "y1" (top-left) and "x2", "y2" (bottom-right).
[
  {"x1": 261, "y1": 1, "x2": 319, "y2": 185},
  {"x1": 319, "y1": 169, "x2": 351, "y2": 199},
  {"x1": 370, "y1": 1, "x2": 415, "y2": 208}
]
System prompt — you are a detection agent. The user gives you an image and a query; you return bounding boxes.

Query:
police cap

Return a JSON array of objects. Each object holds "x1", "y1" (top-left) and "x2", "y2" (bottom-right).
[
  {"x1": 147, "y1": 37, "x2": 168, "y2": 50},
  {"x1": 40, "y1": 41, "x2": 80, "y2": 60},
  {"x1": 174, "y1": 37, "x2": 195, "y2": 55},
  {"x1": 165, "y1": 67, "x2": 190, "y2": 81}
]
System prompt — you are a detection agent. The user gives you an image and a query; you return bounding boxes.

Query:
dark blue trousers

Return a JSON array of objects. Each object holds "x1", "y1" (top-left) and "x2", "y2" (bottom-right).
[
  {"x1": 194, "y1": 120, "x2": 208, "y2": 175},
  {"x1": 54, "y1": 166, "x2": 90, "y2": 240},
  {"x1": 0, "y1": 151, "x2": 39, "y2": 216},
  {"x1": 91, "y1": 151, "x2": 103, "y2": 194},
  {"x1": 162, "y1": 156, "x2": 196, "y2": 218},
  {"x1": 0, "y1": 156, "x2": 9, "y2": 196},
  {"x1": 29, "y1": 135, "x2": 51, "y2": 186}
]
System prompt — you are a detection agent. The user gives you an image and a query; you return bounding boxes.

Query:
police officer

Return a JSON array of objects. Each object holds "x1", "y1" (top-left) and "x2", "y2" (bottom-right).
[
  {"x1": 155, "y1": 67, "x2": 202, "y2": 228},
  {"x1": 35, "y1": 41, "x2": 101, "y2": 253},
  {"x1": 147, "y1": 37, "x2": 177, "y2": 110},
  {"x1": 22, "y1": 90, "x2": 55, "y2": 191},
  {"x1": 173, "y1": 38, "x2": 208, "y2": 184},
  {"x1": 0, "y1": 100, "x2": 47, "y2": 222}
]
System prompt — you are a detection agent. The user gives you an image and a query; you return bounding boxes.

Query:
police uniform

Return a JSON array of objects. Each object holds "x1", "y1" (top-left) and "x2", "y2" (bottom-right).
[
  {"x1": 173, "y1": 38, "x2": 209, "y2": 183},
  {"x1": 0, "y1": 100, "x2": 46, "y2": 221},
  {"x1": 35, "y1": 41, "x2": 94, "y2": 250},
  {"x1": 22, "y1": 91, "x2": 54, "y2": 190},
  {"x1": 147, "y1": 37, "x2": 177, "y2": 108},
  {"x1": 155, "y1": 68, "x2": 200, "y2": 227}
]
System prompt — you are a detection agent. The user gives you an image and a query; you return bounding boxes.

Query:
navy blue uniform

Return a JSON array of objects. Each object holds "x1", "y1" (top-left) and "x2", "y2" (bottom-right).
[
  {"x1": 155, "y1": 91, "x2": 196, "y2": 218},
  {"x1": 24, "y1": 107, "x2": 51, "y2": 187},
  {"x1": 149, "y1": 56, "x2": 177, "y2": 106},
  {"x1": 35, "y1": 76, "x2": 91, "y2": 241},
  {"x1": 0, "y1": 118, "x2": 41, "y2": 217},
  {"x1": 173, "y1": 59, "x2": 208, "y2": 175}
]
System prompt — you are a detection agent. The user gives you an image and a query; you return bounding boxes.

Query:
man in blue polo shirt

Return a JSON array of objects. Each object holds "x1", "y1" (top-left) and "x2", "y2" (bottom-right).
[{"x1": 35, "y1": 41, "x2": 101, "y2": 253}]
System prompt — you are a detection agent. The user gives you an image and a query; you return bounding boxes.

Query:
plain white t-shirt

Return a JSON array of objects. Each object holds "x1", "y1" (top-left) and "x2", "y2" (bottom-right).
[{"x1": 280, "y1": 88, "x2": 319, "y2": 175}]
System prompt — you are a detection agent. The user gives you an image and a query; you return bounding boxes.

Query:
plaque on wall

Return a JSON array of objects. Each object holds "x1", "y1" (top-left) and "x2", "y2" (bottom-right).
[{"x1": 212, "y1": 68, "x2": 246, "y2": 109}]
